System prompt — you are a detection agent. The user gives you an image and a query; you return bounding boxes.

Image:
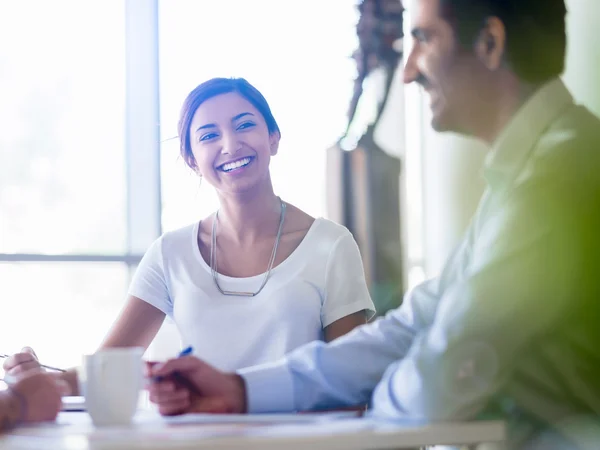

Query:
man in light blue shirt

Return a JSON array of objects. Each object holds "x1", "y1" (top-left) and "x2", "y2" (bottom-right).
[{"x1": 148, "y1": 0, "x2": 600, "y2": 447}]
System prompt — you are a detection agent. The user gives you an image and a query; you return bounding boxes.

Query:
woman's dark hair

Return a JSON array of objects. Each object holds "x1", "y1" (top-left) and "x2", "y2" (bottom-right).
[
  {"x1": 440, "y1": 0, "x2": 567, "y2": 84},
  {"x1": 178, "y1": 77, "x2": 280, "y2": 170}
]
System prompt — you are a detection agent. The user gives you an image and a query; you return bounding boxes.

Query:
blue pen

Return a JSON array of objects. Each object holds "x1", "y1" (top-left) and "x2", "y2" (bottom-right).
[
  {"x1": 153, "y1": 346, "x2": 193, "y2": 382},
  {"x1": 178, "y1": 346, "x2": 193, "y2": 357}
]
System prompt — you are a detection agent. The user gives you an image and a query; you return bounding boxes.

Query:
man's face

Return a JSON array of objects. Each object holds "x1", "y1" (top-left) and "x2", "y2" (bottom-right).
[{"x1": 403, "y1": 0, "x2": 489, "y2": 133}]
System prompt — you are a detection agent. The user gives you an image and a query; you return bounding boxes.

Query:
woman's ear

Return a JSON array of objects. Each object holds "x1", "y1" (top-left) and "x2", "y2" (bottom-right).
[
  {"x1": 269, "y1": 131, "x2": 281, "y2": 156},
  {"x1": 474, "y1": 17, "x2": 506, "y2": 71},
  {"x1": 185, "y1": 154, "x2": 202, "y2": 177}
]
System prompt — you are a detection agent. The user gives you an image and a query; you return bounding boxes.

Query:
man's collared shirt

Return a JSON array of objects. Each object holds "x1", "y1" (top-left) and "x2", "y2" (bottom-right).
[{"x1": 239, "y1": 79, "x2": 600, "y2": 444}]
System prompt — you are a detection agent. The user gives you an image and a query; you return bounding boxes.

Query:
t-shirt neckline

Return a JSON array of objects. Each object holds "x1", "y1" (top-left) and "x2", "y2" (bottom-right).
[{"x1": 192, "y1": 217, "x2": 323, "y2": 283}]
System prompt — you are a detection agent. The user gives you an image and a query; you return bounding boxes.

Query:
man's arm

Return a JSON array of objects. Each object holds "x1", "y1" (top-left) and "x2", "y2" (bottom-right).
[
  {"x1": 239, "y1": 277, "x2": 442, "y2": 412},
  {"x1": 148, "y1": 278, "x2": 441, "y2": 416},
  {"x1": 371, "y1": 174, "x2": 595, "y2": 420}
]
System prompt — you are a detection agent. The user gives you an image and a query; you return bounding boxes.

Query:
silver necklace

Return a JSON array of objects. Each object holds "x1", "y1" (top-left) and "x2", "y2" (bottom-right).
[{"x1": 210, "y1": 198, "x2": 286, "y2": 297}]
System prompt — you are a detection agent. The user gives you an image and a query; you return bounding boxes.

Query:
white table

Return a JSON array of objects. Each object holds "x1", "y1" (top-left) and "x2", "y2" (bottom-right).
[{"x1": 0, "y1": 411, "x2": 506, "y2": 450}]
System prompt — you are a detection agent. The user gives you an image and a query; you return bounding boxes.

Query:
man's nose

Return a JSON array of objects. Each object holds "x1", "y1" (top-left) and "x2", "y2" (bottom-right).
[{"x1": 403, "y1": 47, "x2": 419, "y2": 84}]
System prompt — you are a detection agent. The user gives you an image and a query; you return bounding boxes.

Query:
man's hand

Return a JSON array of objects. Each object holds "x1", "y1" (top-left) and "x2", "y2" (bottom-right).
[
  {"x1": 0, "y1": 371, "x2": 68, "y2": 429},
  {"x1": 146, "y1": 356, "x2": 247, "y2": 416},
  {"x1": 2, "y1": 347, "x2": 42, "y2": 377}
]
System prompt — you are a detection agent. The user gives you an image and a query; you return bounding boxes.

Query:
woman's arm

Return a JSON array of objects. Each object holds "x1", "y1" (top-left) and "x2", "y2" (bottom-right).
[
  {"x1": 324, "y1": 311, "x2": 367, "y2": 342},
  {"x1": 99, "y1": 295, "x2": 166, "y2": 349},
  {"x1": 70, "y1": 296, "x2": 166, "y2": 395},
  {"x1": 3, "y1": 296, "x2": 165, "y2": 396},
  {"x1": 321, "y1": 232, "x2": 376, "y2": 342},
  {"x1": 6, "y1": 236, "x2": 171, "y2": 395}
]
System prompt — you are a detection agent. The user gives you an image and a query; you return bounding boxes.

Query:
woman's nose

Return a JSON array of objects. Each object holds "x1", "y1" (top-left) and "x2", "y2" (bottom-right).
[{"x1": 221, "y1": 132, "x2": 242, "y2": 155}]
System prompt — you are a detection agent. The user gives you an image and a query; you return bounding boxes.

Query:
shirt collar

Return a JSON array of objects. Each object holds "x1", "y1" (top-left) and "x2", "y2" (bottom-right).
[{"x1": 483, "y1": 78, "x2": 574, "y2": 189}]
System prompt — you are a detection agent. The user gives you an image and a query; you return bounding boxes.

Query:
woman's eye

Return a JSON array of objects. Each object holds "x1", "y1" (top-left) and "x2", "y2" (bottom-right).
[
  {"x1": 237, "y1": 122, "x2": 255, "y2": 131},
  {"x1": 199, "y1": 132, "x2": 218, "y2": 142}
]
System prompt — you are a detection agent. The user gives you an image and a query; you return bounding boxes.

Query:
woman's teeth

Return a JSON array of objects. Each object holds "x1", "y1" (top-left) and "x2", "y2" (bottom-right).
[{"x1": 220, "y1": 157, "x2": 251, "y2": 172}]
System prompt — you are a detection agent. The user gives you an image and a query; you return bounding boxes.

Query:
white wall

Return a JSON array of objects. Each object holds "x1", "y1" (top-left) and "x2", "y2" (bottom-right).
[
  {"x1": 419, "y1": 131, "x2": 486, "y2": 276},
  {"x1": 563, "y1": 0, "x2": 600, "y2": 118},
  {"x1": 408, "y1": 1, "x2": 600, "y2": 278}
]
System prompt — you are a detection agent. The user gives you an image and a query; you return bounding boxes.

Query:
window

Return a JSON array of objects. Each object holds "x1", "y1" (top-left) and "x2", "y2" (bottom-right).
[
  {"x1": 0, "y1": 2, "x2": 126, "y2": 255},
  {"x1": 0, "y1": 263, "x2": 129, "y2": 368},
  {"x1": 0, "y1": 1, "x2": 137, "y2": 369}
]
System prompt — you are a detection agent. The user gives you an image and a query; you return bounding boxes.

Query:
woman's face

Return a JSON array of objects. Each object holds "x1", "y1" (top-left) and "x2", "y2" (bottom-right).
[{"x1": 189, "y1": 92, "x2": 279, "y2": 194}]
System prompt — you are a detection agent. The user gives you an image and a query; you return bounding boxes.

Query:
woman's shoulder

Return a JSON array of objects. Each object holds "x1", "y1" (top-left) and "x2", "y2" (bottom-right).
[
  {"x1": 283, "y1": 203, "x2": 352, "y2": 244},
  {"x1": 309, "y1": 217, "x2": 353, "y2": 243},
  {"x1": 156, "y1": 222, "x2": 198, "y2": 255}
]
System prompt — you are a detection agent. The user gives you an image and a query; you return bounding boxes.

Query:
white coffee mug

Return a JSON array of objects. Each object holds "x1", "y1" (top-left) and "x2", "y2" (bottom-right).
[{"x1": 80, "y1": 347, "x2": 144, "y2": 427}]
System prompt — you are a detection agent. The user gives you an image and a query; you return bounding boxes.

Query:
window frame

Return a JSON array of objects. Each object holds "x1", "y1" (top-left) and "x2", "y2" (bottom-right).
[{"x1": 0, "y1": 0, "x2": 162, "y2": 271}]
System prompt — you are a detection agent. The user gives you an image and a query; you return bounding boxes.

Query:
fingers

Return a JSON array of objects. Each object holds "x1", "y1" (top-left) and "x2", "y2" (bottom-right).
[
  {"x1": 150, "y1": 356, "x2": 205, "y2": 378},
  {"x1": 3, "y1": 353, "x2": 42, "y2": 375},
  {"x1": 54, "y1": 379, "x2": 71, "y2": 397},
  {"x1": 151, "y1": 393, "x2": 229, "y2": 416},
  {"x1": 21, "y1": 347, "x2": 38, "y2": 358},
  {"x1": 147, "y1": 379, "x2": 178, "y2": 397},
  {"x1": 17, "y1": 370, "x2": 52, "y2": 385},
  {"x1": 143, "y1": 361, "x2": 158, "y2": 378},
  {"x1": 8, "y1": 361, "x2": 42, "y2": 377},
  {"x1": 148, "y1": 380, "x2": 191, "y2": 416},
  {"x1": 150, "y1": 389, "x2": 190, "y2": 405},
  {"x1": 156, "y1": 397, "x2": 191, "y2": 416},
  {"x1": 191, "y1": 397, "x2": 231, "y2": 414}
]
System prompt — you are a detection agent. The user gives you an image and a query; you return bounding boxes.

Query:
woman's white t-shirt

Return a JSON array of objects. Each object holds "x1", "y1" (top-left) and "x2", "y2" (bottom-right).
[{"x1": 128, "y1": 218, "x2": 375, "y2": 371}]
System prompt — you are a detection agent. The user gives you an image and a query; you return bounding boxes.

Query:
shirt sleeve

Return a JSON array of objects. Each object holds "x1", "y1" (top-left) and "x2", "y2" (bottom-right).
[
  {"x1": 371, "y1": 173, "x2": 587, "y2": 421},
  {"x1": 127, "y1": 236, "x2": 173, "y2": 316},
  {"x1": 238, "y1": 277, "x2": 442, "y2": 413},
  {"x1": 322, "y1": 232, "x2": 376, "y2": 327}
]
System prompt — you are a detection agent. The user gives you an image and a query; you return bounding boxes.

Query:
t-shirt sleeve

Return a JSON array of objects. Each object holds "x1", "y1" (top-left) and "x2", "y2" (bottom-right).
[
  {"x1": 321, "y1": 232, "x2": 376, "y2": 327},
  {"x1": 127, "y1": 236, "x2": 173, "y2": 316}
]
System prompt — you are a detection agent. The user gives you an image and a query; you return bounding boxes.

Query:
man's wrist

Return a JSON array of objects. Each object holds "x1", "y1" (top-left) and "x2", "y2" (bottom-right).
[{"x1": 0, "y1": 388, "x2": 27, "y2": 430}]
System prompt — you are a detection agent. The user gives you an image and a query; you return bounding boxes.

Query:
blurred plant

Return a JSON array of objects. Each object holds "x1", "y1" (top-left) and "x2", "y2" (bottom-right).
[{"x1": 347, "y1": 0, "x2": 404, "y2": 131}]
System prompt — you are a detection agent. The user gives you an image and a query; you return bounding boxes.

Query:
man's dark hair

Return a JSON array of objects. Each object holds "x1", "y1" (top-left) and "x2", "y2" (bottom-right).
[{"x1": 440, "y1": 0, "x2": 567, "y2": 84}]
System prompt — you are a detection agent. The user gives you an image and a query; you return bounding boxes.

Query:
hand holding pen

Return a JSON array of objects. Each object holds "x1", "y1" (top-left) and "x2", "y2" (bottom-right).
[
  {"x1": 146, "y1": 346, "x2": 246, "y2": 416},
  {"x1": 1, "y1": 348, "x2": 66, "y2": 381},
  {"x1": 146, "y1": 345, "x2": 193, "y2": 383}
]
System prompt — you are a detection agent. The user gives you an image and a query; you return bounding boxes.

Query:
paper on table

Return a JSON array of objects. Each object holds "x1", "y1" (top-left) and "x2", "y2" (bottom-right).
[
  {"x1": 155, "y1": 410, "x2": 362, "y2": 425},
  {"x1": 61, "y1": 396, "x2": 85, "y2": 411}
]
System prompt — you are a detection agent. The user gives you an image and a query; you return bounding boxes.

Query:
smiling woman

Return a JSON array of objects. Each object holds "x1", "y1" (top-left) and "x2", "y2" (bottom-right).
[
  {"x1": 3, "y1": 78, "x2": 376, "y2": 397},
  {"x1": 119, "y1": 77, "x2": 376, "y2": 375},
  {"x1": 178, "y1": 79, "x2": 281, "y2": 197}
]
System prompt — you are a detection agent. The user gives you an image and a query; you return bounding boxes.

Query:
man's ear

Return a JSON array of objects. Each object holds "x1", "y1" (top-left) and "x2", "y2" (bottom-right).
[
  {"x1": 269, "y1": 131, "x2": 281, "y2": 156},
  {"x1": 474, "y1": 17, "x2": 506, "y2": 71}
]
